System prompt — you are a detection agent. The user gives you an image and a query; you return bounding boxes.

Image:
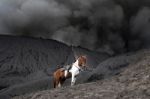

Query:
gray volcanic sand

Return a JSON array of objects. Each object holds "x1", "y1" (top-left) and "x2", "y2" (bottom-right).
[
  {"x1": 13, "y1": 49, "x2": 150, "y2": 99},
  {"x1": 0, "y1": 35, "x2": 109, "y2": 98}
]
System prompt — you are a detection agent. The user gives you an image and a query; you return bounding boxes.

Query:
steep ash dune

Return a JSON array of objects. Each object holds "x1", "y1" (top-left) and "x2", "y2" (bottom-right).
[
  {"x1": 0, "y1": 35, "x2": 109, "y2": 98},
  {"x1": 13, "y1": 49, "x2": 150, "y2": 99},
  {"x1": 0, "y1": 35, "x2": 72, "y2": 75}
]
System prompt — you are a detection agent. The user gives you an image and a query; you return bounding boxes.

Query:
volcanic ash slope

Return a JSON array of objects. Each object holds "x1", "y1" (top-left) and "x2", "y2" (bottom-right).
[
  {"x1": 13, "y1": 49, "x2": 150, "y2": 99},
  {"x1": 0, "y1": 35, "x2": 109, "y2": 98}
]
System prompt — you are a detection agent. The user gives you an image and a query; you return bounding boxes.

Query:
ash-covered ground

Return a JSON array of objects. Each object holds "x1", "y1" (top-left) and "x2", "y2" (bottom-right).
[
  {"x1": 0, "y1": 35, "x2": 109, "y2": 98},
  {"x1": 0, "y1": 35, "x2": 149, "y2": 99},
  {"x1": 13, "y1": 49, "x2": 150, "y2": 99}
]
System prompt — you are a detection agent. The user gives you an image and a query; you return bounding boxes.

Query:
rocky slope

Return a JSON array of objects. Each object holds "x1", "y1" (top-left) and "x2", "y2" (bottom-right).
[{"x1": 13, "y1": 49, "x2": 150, "y2": 99}]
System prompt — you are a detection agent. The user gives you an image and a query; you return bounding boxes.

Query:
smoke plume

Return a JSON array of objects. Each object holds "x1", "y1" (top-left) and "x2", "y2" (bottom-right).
[{"x1": 0, "y1": 0, "x2": 150, "y2": 55}]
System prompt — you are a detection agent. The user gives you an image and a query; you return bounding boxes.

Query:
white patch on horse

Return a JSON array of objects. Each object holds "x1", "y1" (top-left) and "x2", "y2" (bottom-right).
[
  {"x1": 69, "y1": 60, "x2": 80, "y2": 75},
  {"x1": 69, "y1": 60, "x2": 81, "y2": 86},
  {"x1": 64, "y1": 70, "x2": 68, "y2": 77},
  {"x1": 58, "y1": 83, "x2": 61, "y2": 87}
]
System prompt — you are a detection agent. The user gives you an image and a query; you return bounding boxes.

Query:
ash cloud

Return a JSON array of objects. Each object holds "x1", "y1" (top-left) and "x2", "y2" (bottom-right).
[
  {"x1": 130, "y1": 7, "x2": 150, "y2": 48},
  {"x1": 0, "y1": 0, "x2": 150, "y2": 54},
  {"x1": 0, "y1": 0, "x2": 70, "y2": 36}
]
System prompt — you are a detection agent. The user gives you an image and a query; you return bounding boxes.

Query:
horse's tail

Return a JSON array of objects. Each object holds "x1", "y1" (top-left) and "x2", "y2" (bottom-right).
[
  {"x1": 53, "y1": 71, "x2": 58, "y2": 88},
  {"x1": 53, "y1": 77, "x2": 56, "y2": 88}
]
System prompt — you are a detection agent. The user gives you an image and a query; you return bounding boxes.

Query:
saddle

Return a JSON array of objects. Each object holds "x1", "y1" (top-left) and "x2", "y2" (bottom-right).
[{"x1": 60, "y1": 65, "x2": 72, "y2": 72}]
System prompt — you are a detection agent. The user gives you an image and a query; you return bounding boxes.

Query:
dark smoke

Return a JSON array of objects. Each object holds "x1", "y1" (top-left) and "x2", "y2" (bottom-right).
[
  {"x1": 130, "y1": 7, "x2": 150, "y2": 48},
  {"x1": 0, "y1": 0, "x2": 150, "y2": 55},
  {"x1": 0, "y1": 0, "x2": 71, "y2": 36}
]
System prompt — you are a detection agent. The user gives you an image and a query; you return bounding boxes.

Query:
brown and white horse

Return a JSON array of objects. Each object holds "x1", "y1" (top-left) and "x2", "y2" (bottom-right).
[{"x1": 53, "y1": 55, "x2": 87, "y2": 88}]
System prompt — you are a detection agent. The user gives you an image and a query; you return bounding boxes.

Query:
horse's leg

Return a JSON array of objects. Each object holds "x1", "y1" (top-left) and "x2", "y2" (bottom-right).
[
  {"x1": 58, "y1": 82, "x2": 61, "y2": 87},
  {"x1": 53, "y1": 76, "x2": 60, "y2": 88},
  {"x1": 71, "y1": 74, "x2": 76, "y2": 86},
  {"x1": 59, "y1": 77, "x2": 65, "y2": 87},
  {"x1": 53, "y1": 78, "x2": 58, "y2": 88}
]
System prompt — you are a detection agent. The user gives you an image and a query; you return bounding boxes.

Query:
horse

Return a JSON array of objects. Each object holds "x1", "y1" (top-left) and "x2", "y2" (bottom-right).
[{"x1": 53, "y1": 55, "x2": 87, "y2": 88}]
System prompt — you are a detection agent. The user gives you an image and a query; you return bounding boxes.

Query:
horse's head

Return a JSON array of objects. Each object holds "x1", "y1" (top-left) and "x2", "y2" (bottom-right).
[{"x1": 78, "y1": 55, "x2": 87, "y2": 68}]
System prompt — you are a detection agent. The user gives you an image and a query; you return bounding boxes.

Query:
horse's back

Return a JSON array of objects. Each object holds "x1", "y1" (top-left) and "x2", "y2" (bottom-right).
[{"x1": 53, "y1": 68, "x2": 65, "y2": 79}]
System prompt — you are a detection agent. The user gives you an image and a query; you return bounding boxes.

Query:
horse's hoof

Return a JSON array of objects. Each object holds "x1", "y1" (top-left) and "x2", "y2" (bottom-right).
[{"x1": 71, "y1": 82, "x2": 75, "y2": 86}]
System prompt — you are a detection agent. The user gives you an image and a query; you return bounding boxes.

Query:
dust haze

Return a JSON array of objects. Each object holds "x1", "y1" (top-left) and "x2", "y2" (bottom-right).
[{"x1": 0, "y1": 0, "x2": 150, "y2": 54}]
